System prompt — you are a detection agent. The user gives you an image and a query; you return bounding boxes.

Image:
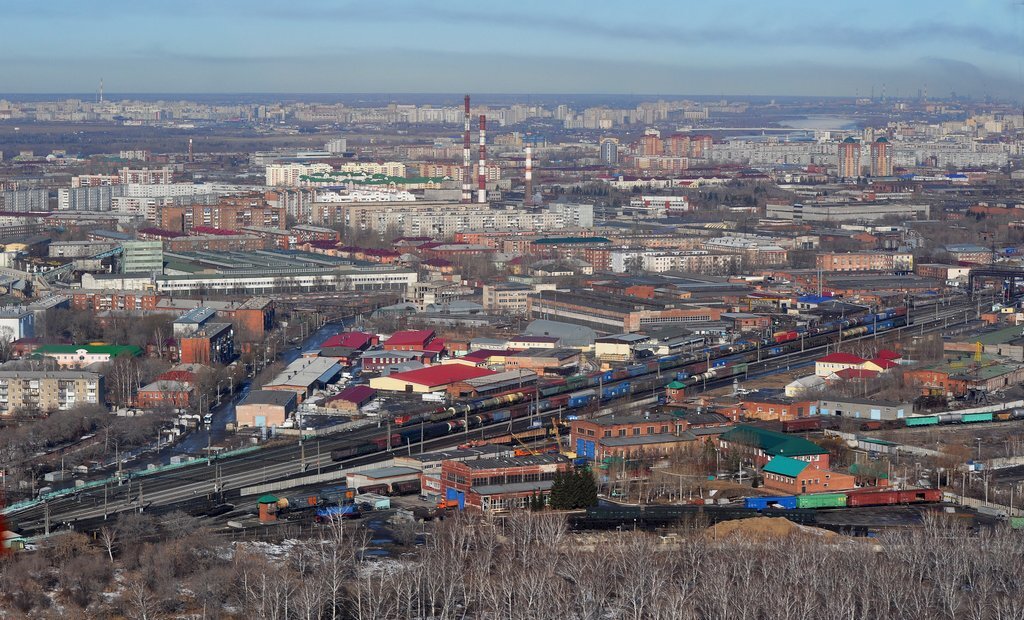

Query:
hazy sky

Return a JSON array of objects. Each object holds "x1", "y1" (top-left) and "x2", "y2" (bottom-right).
[{"x1": 3, "y1": 0, "x2": 1022, "y2": 97}]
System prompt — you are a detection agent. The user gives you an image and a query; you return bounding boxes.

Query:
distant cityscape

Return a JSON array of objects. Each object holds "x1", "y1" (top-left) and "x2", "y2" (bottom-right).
[{"x1": 2, "y1": 35, "x2": 1024, "y2": 620}]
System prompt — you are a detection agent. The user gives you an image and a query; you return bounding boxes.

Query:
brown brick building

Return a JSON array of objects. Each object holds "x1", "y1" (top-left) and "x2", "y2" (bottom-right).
[
  {"x1": 159, "y1": 194, "x2": 286, "y2": 232},
  {"x1": 440, "y1": 454, "x2": 571, "y2": 512}
]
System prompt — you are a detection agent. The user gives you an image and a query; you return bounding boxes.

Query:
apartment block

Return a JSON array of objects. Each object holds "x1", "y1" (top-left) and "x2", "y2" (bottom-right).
[{"x1": 0, "y1": 371, "x2": 103, "y2": 414}]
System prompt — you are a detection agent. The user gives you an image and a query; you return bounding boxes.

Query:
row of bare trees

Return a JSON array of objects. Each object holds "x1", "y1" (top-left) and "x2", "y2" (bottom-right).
[{"x1": 4, "y1": 510, "x2": 1024, "y2": 619}]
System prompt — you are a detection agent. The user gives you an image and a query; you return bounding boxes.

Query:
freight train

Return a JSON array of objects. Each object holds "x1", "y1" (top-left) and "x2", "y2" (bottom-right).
[
  {"x1": 744, "y1": 488, "x2": 942, "y2": 511},
  {"x1": 337, "y1": 304, "x2": 911, "y2": 461}
]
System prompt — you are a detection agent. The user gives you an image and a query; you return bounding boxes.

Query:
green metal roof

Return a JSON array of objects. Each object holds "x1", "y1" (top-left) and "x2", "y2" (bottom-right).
[
  {"x1": 762, "y1": 456, "x2": 808, "y2": 478},
  {"x1": 721, "y1": 424, "x2": 828, "y2": 457},
  {"x1": 35, "y1": 344, "x2": 143, "y2": 357},
  {"x1": 666, "y1": 381, "x2": 687, "y2": 389},
  {"x1": 257, "y1": 494, "x2": 279, "y2": 504}
]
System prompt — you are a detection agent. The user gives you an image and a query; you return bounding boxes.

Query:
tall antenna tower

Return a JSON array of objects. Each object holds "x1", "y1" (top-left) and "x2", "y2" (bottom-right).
[{"x1": 99, "y1": 78, "x2": 104, "y2": 104}]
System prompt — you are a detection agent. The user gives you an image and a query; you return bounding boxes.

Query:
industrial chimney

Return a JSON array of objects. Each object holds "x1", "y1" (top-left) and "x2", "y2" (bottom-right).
[
  {"x1": 462, "y1": 95, "x2": 472, "y2": 203},
  {"x1": 524, "y1": 145, "x2": 533, "y2": 206},
  {"x1": 477, "y1": 115, "x2": 487, "y2": 203}
]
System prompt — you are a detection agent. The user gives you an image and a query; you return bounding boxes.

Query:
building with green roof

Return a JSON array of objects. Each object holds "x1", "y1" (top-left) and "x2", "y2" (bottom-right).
[
  {"x1": 718, "y1": 424, "x2": 829, "y2": 468},
  {"x1": 762, "y1": 455, "x2": 809, "y2": 478},
  {"x1": 34, "y1": 344, "x2": 143, "y2": 368}
]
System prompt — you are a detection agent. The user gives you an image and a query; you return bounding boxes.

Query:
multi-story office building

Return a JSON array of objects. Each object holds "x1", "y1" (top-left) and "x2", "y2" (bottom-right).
[
  {"x1": 121, "y1": 240, "x2": 164, "y2": 274},
  {"x1": 0, "y1": 371, "x2": 103, "y2": 414}
]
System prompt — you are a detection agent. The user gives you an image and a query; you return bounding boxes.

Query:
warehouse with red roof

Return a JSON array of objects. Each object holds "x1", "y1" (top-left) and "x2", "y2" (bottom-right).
[{"x1": 369, "y1": 365, "x2": 496, "y2": 393}]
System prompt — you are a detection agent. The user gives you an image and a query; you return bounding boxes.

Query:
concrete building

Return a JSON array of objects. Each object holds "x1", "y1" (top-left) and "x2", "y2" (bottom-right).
[
  {"x1": 528, "y1": 290, "x2": 723, "y2": 334},
  {"x1": 121, "y1": 240, "x2": 164, "y2": 274},
  {"x1": 482, "y1": 282, "x2": 533, "y2": 313},
  {"x1": 599, "y1": 138, "x2": 619, "y2": 165},
  {"x1": 0, "y1": 307, "x2": 34, "y2": 340},
  {"x1": 0, "y1": 371, "x2": 102, "y2": 414},
  {"x1": 813, "y1": 397, "x2": 914, "y2": 421},
  {"x1": 815, "y1": 251, "x2": 913, "y2": 273},
  {"x1": 34, "y1": 344, "x2": 142, "y2": 368},
  {"x1": 235, "y1": 390, "x2": 297, "y2": 428},
  {"x1": 766, "y1": 201, "x2": 930, "y2": 223}
]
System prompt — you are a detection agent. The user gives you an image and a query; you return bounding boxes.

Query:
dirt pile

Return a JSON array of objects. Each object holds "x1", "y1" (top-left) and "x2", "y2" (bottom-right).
[{"x1": 706, "y1": 517, "x2": 840, "y2": 541}]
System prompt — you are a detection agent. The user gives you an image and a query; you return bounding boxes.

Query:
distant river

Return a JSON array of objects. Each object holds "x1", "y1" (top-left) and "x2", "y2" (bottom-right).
[{"x1": 777, "y1": 115, "x2": 859, "y2": 130}]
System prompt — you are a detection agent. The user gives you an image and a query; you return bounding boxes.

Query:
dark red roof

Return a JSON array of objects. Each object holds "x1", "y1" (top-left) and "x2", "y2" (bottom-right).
[
  {"x1": 462, "y1": 349, "x2": 505, "y2": 362},
  {"x1": 876, "y1": 349, "x2": 901, "y2": 360},
  {"x1": 156, "y1": 370, "x2": 197, "y2": 383},
  {"x1": 325, "y1": 385, "x2": 376, "y2": 405},
  {"x1": 423, "y1": 339, "x2": 446, "y2": 353},
  {"x1": 322, "y1": 332, "x2": 374, "y2": 349},
  {"x1": 817, "y1": 352, "x2": 866, "y2": 365},
  {"x1": 138, "y1": 227, "x2": 186, "y2": 238},
  {"x1": 385, "y1": 329, "x2": 435, "y2": 347},
  {"x1": 386, "y1": 365, "x2": 495, "y2": 387},
  {"x1": 191, "y1": 226, "x2": 241, "y2": 236},
  {"x1": 832, "y1": 368, "x2": 879, "y2": 380}
]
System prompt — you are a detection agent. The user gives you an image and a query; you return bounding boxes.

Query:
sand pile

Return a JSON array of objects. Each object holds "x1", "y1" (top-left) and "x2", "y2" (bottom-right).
[{"x1": 706, "y1": 517, "x2": 839, "y2": 541}]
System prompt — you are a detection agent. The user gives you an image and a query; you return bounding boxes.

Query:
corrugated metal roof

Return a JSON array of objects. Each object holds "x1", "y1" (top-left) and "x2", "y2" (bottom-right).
[{"x1": 763, "y1": 456, "x2": 808, "y2": 478}]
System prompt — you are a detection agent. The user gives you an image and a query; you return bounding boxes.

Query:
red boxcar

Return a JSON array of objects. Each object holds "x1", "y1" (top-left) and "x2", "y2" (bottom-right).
[
  {"x1": 781, "y1": 418, "x2": 822, "y2": 433},
  {"x1": 846, "y1": 488, "x2": 942, "y2": 507}
]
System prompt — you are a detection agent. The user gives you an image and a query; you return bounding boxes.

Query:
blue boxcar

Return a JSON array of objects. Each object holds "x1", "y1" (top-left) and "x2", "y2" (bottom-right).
[
  {"x1": 568, "y1": 389, "x2": 596, "y2": 408},
  {"x1": 626, "y1": 364, "x2": 647, "y2": 377},
  {"x1": 744, "y1": 496, "x2": 798, "y2": 510},
  {"x1": 602, "y1": 382, "x2": 630, "y2": 399},
  {"x1": 675, "y1": 371, "x2": 690, "y2": 381}
]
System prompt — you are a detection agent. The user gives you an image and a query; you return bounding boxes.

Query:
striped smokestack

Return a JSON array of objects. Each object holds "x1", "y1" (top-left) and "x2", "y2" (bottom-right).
[
  {"x1": 477, "y1": 115, "x2": 487, "y2": 203},
  {"x1": 524, "y1": 145, "x2": 533, "y2": 206},
  {"x1": 462, "y1": 95, "x2": 472, "y2": 203}
]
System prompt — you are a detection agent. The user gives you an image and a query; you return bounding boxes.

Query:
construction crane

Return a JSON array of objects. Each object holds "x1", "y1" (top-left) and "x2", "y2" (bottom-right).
[
  {"x1": 511, "y1": 432, "x2": 540, "y2": 457},
  {"x1": 551, "y1": 417, "x2": 576, "y2": 459}
]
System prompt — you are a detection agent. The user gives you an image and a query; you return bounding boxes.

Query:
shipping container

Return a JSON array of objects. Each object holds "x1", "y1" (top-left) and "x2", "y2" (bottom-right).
[{"x1": 796, "y1": 493, "x2": 847, "y2": 509}]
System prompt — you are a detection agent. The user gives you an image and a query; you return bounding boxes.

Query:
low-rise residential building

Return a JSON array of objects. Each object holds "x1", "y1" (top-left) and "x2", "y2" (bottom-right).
[{"x1": 0, "y1": 371, "x2": 102, "y2": 414}]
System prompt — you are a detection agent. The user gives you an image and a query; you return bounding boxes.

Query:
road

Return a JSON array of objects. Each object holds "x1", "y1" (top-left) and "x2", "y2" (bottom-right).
[{"x1": 4, "y1": 296, "x2": 994, "y2": 535}]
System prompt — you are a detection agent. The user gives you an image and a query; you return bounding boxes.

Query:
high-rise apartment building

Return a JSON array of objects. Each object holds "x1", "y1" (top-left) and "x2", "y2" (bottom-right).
[
  {"x1": 837, "y1": 137, "x2": 861, "y2": 179},
  {"x1": 599, "y1": 138, "x2": 619, "y2": 165},
  {"x1": 870, "y1": 137, "x2": 893, "y2": 176}
]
